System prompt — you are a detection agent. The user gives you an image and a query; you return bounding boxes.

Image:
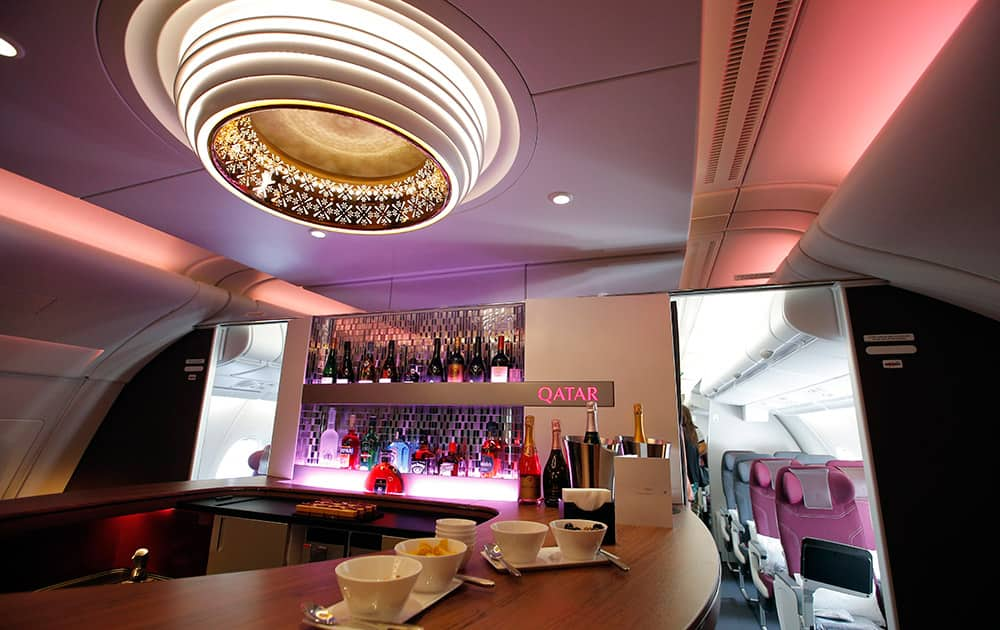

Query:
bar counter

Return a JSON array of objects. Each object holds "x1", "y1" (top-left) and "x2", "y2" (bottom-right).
[{"x1": 0, "y1": 478, "x2": 720, "y2": 629}]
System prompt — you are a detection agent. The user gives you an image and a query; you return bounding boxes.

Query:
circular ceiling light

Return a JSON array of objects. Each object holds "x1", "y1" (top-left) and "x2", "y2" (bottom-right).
[
  {"x1": 308, "y1": 228, "x2": 327, "y2": 239},
  {"x1": 548, "y1": 192, "x2": 574, "y2": 205},
  {"x1": 124, "y1": 0, "x2": 522, "y2": 234}
]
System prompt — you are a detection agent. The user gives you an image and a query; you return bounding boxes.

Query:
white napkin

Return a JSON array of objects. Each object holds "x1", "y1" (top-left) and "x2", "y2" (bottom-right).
[{"x1": 562, "y1": 488, "x2": 611, "y2": 511}]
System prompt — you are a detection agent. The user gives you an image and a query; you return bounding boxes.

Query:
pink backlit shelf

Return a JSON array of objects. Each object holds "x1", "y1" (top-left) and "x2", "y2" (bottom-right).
[
  {"x1": 301, "y1": 381, "x2": 615, "y2": 408},
  {"x1": 292, "y1": 466, "x2": 520, "y2": 502}
]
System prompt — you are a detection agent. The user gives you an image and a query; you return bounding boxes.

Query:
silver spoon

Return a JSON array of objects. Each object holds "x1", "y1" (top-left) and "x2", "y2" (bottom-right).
[
  {"x1": 456, "y1": 573, "x2": 495, "y2": 587},
  {"x1": 482, "y1": 543, "x2": 521, "y2": 577},
  {"x1": 598, "y1": 548, "x2": 630, "y2": 572},
  {"x1": 301, "y1": 602, "x2": 424, "y2": 630}
]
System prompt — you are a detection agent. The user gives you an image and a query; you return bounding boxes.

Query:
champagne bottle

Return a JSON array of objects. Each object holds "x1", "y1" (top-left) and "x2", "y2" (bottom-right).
[
  {"x1": 633, "y1": 402, "x2": 647, "y2": 443},
  {"x1": 583, "y1": 401, "x2": 601, "y2": 445},
  {"x1": 467, "y1": 336, "x2": 486, "y2": 382},
  {"x1": 543, "y1": 419, "x2": 570, "y2": 506},
  {"x1": 518, "y1": 415, "x2": 542, "y2": 504},
  {"x1": 379, "y1": 340, "x2": 398, "y2": 383},
  {"x1": 426, "y1": 337, "x2": 444, "y2": 382},
  {"x1": 490, "y1": 335, "x2": 510, "y2": 383},
  {"x1": 446, "y1": 338, "x2": 465, "y2": 382},
  {"x1": 336, "y1": 341, "x2": 355, "y2": 383},
  {"x1": 320, "y1": 345, "x2": 336, "y2": 384}
]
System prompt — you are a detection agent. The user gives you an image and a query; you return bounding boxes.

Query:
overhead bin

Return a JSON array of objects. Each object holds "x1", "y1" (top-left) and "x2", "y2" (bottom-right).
[{"x1": 699, "y1": 286, "x2": 848, "y2": 406}]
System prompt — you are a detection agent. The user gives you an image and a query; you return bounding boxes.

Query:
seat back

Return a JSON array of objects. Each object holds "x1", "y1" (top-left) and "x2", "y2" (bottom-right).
[
  {"x1": 772, "y1": 451, "x2": 804, "y2": 459},
  {"x1": 794, "y1": 453, "x2": 834, "y2": 465},
  {"x1": 748, "y1": 458, "x2": 795, "y2": 538},
  {"x1": 827, "y1": 460, "x2": 876, "y2": 550},
  {"x1": 721, "y1": 450, "x2": 753, "y2": 510},
  {"x1": 775, "y1": 465, "x2": 865, "y2": 575}
]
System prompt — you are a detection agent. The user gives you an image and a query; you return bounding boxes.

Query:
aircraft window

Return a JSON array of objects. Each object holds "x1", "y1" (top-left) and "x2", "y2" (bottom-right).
[
  {"x1": 795, "y1": 407, "x2": 863, "y2": 460},
  {"x1": 216, "y1": 438, "x2": 262, "y2": 478}
]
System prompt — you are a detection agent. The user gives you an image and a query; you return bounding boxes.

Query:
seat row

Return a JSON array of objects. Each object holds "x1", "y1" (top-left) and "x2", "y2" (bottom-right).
[{"x1": 719, "y1": 451, "x2": 884, "y2": 629}]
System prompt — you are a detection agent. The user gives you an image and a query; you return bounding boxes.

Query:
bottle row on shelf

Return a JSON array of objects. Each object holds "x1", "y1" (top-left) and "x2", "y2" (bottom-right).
[{"x1": 309, "y1": 334, "x2": 522, "y2": 385}]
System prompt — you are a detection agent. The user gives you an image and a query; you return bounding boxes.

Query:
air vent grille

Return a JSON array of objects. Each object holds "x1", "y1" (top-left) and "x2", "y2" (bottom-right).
[
  {"x1": 728, "y1": 0, "x2": 795, "y2": 181},
  {"x1": 704, "y1": 0, "x2": 755, "y2": 184},
  {"x1": 734, "y1": 271, "x2": 774, "y2": 281}
]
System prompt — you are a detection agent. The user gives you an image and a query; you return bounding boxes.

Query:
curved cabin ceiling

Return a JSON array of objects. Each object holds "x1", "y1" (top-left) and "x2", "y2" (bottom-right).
[{"x1": 683, "y1": 0, "x2": 978, "y2": 291}]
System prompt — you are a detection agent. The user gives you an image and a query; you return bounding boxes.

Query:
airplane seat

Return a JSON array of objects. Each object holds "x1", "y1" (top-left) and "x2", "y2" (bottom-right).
[
  {"x1": 743, "y1": 457, "x2": 795, "y2": 628},
  {"x1": 719, "y1": 450, "x2": 753, "y2": 547},
  {"x1": 727, "y1": 452, "x2": 768, "y2": 565},
  {"x1": 773, "y1": 450, "x2": 804, "y2": 459},
  {"x1": 827, "y1": 460, "x2": 876, "y2": 552},
  {"x1": 773, "y1": 466, "x2": 885, "y2": 629}
]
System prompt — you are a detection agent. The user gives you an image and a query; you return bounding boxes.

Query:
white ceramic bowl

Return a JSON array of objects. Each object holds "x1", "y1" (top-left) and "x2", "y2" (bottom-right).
[
  {"x1": 489, "y1": 520, "x2": 548, "y2": 564},
  {"x1": 433, "y1": 529, "x2": 476, "y2": 569},
  {"x1": 394, "y1": 538, "x2": 467, "y2": 593},
  {"x1": 549, "y1": 519, "x2": 608, "y2": 561},
  {"x1": 435, "y1": 518, "x2": 477, "y2": 531},
  {"x1": 334, "y1": 555, "x2": 423, "y2": 621}
]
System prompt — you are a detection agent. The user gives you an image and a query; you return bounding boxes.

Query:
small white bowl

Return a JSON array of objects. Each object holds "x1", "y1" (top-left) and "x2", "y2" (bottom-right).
[
  {"x1": 549, "y1": 519, "x2": 608, "y2": 561},
  {"x1": 394, "y1": 538, "x2": 467, "y2": 593},
  {"x1": 435, "y1": 518, "x2": 477, "y2": 530},
  {"x1": 490, "y1": 520, "x2": 548, "y2": 564},
  {"x1": 334, "y1": 555, "x2": 422, "y2": 621}
]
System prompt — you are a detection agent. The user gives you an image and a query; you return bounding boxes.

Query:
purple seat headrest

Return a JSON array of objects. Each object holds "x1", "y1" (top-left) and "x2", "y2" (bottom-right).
[
  {"x1": 752, "y1": 459, "x2": 794, "y2": 489},
  {"x1": 781, "y1": 467, "x2": 855, "y2": 509}
]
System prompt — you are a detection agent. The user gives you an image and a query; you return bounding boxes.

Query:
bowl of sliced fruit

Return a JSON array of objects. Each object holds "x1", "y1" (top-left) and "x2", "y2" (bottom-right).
[
  {"x1": 549, "y1": 519, "x2": 608, "y2": 561},
  {"x1": 394, "y1": 537, "x2": 467, "y2": 593}
]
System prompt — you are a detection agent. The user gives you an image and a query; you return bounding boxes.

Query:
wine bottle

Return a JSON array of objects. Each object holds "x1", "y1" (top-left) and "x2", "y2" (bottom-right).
[
  {"x1": 320, "y1": 345, "x2": 336, "y2": 384},
  {"x1": 379, "y1": 340, "x2": 398, "y2": 383},
  {"x1": 426, "y1": 337, "x2": 444, "y2": 382},
  {"x1": 518, "y1": 415, "x2": 542, "y2": 504},
  {"x1": 633, "y1": 402, "x2": 647, "y2": 443},
  {"x1": 583, "y1": 401, "x2": 601, "y2": 445},
  {"x1": 490, "y1": 335, "x2": 510, "y2": 383},
  {"x1": 467, "y1": 336, "x2": 486, "y2": 382},
  {"x1": 406, "y1": 351, "x2": 420, "y2": 383},
  {"x1": 336, "y1": 341, "x2": 355, "y2": 383},
  {"x1": 338, "y1": 414, "x2": 360, "y2": 469},
  {"x1": 542, "y1": 419, "x2": 570, "y2": 506},
  {"x1": 360, "y1": 418, "x2": 379, "y2": 470},
  {"x1": 446, "y1": 338, "x2": 465, "y2": 382}
]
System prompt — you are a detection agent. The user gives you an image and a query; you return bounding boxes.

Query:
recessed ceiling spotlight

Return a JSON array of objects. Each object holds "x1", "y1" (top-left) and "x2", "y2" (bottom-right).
[
  {"x1": 0, "y1": 36, "x2": 20, "y2": 58},
  {"x1": 309, "y1": 229, "x2": 327, "y2": 239},
  {"x1": 548, "y1": 192, "x2": 573, "y2": 205},
  {"x1": 124, "y1": 0, "x2": 524, "y2": 235}
]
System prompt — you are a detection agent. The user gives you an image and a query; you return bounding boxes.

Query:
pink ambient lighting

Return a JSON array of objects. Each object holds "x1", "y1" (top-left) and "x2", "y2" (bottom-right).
[{"x1": 293, "y1": 465, "x2": 519, "y2": 502}]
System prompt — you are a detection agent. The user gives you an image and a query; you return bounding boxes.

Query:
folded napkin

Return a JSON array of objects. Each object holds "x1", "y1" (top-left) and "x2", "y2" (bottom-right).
[{"x1": 562, "y1": 488, "x2": 612, "y2": 511}]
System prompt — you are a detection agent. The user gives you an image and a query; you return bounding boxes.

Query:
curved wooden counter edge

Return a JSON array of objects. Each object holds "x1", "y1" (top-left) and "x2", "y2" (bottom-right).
[{"x1": 0, "y1": 479, "x2": 721, "y2": 629}]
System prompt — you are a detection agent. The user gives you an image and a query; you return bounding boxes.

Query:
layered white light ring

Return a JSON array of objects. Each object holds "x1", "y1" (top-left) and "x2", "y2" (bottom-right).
[{"x1": 125, "y1": 0, "x2": 519, "y2": 234}]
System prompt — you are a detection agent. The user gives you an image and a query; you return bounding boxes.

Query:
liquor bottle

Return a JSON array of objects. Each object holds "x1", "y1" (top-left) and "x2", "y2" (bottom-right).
[
  {"x1": 317, "y1": 409, "x2": 340, "y2": 467},
  {"x1": 508, "y1": 337, "x2": 522, "y2": 382},
  {"x1": 490, "y1": 335, "x2": 510, "y2": 382},
  {"x1": 518, "y1": 415, "x2": 542, "y2": 504},
  {"x1": 379, "y1": 340, "x2": 398, "y2": 383},
  {"x1": 398, "y1": 345, "x2": 408, "y2": 382},
  {"x1": 320, "y1": 345, "x2": 336, "y2": 384},
  {"x1": 388, "y1": 429, "x2": 411, "y2": 473},
  {"x1": 412, "y1": 437, "x2": 435, "y2": 474},
  {"x1": 542, "y1": 419, "x2": 570, "y2": 506},
  {"x1": 438, "y1": 442, "x2": 459, "y2": 476},
  {"x1": 583, "y1": 401, "x2": 601, "y2": 445},
  {"x1": 633, "y1": 402, "x2": 647, "y2": 444},
  {"x1": 479, "y1": 420, "x2": 502, "y2": 478},
  {"x1": 467, "y1": 336, "x2": 486, "y2": 382},
  {"x1": 446, "y1": 338, "x2": 465, "y2": 382},
  {"x1": 357, "y1": 342, "x2": 377, "y2": 383},
  {"x1": 365, "y1": 452, "x2": 404, "y2": 494},
  {"x1": 360, "y1": 419, "x2": 379, "y2": 470},
  {"x1": 426, "y1": 337, "x2": 444, "y2": 382},
  {"x1": 338, "y1": 414, "x2": 361, "y2": 469},
  {"x1": 336, "y1": 341, "x2": 355, "y2": 383},
  {"x1": 405, "y1": 351, "x2": 420, "y2": 383}
]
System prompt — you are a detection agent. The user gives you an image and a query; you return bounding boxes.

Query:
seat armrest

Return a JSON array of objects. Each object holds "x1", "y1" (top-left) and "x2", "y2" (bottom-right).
[
  {"x1": 749, "y1": 538, "x2": 768, "y2": 560},
  {"x1": 774, "y1": 571, "x2": 803, "y2": 630}
]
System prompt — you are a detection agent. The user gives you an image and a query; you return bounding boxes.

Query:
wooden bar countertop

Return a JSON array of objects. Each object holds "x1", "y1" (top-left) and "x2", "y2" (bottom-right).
[{"x1": 0, "y1": 478, "x2": 720, "y2": 629}]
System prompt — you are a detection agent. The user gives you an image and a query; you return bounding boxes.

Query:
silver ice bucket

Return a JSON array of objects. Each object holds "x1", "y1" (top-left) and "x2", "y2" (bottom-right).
[
  {"x1": 564, "y1": 435, "x2": 615, "y2": 491},
  {"x1": 617, "y1": 437, "x2": 670, "y2": 458}
]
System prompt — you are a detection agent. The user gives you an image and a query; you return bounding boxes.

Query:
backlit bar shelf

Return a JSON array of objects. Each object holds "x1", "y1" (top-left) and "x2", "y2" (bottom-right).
[{"x1": 301, "y1": 381, "x2": 615, "y2": 408}]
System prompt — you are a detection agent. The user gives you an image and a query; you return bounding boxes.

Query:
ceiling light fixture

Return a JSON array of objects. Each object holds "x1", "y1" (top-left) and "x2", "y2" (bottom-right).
[
  {"x1": 0, "y1": 36, "x2": 20, "y2": 58},
  {"x1": 308, "y1": 228, "x2": 327, "y2": 239},
  {"x1": 124, "y1": 0, "x2": 522, "y2": 234},
  {"x1": 549, "y1": 192, "x2": 574, "y2": 205}
]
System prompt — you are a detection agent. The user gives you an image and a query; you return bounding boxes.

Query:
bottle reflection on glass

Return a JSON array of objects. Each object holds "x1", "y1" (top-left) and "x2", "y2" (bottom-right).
[
  {"x1": 336, "y1": 341, "x2": 354, "y2": 383},
  {"x1": 446, "y1": 338, "x2": 466, "y2": 383},
  {"x1": 379, "y1": 340, "x2": 398, "y2": 383},
  {"x1": 467, "y1": 336, "x2": 486, "y2": 382},
  {"x1": 357, "y1": 342, "x2": 377, "y2": 383}
]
